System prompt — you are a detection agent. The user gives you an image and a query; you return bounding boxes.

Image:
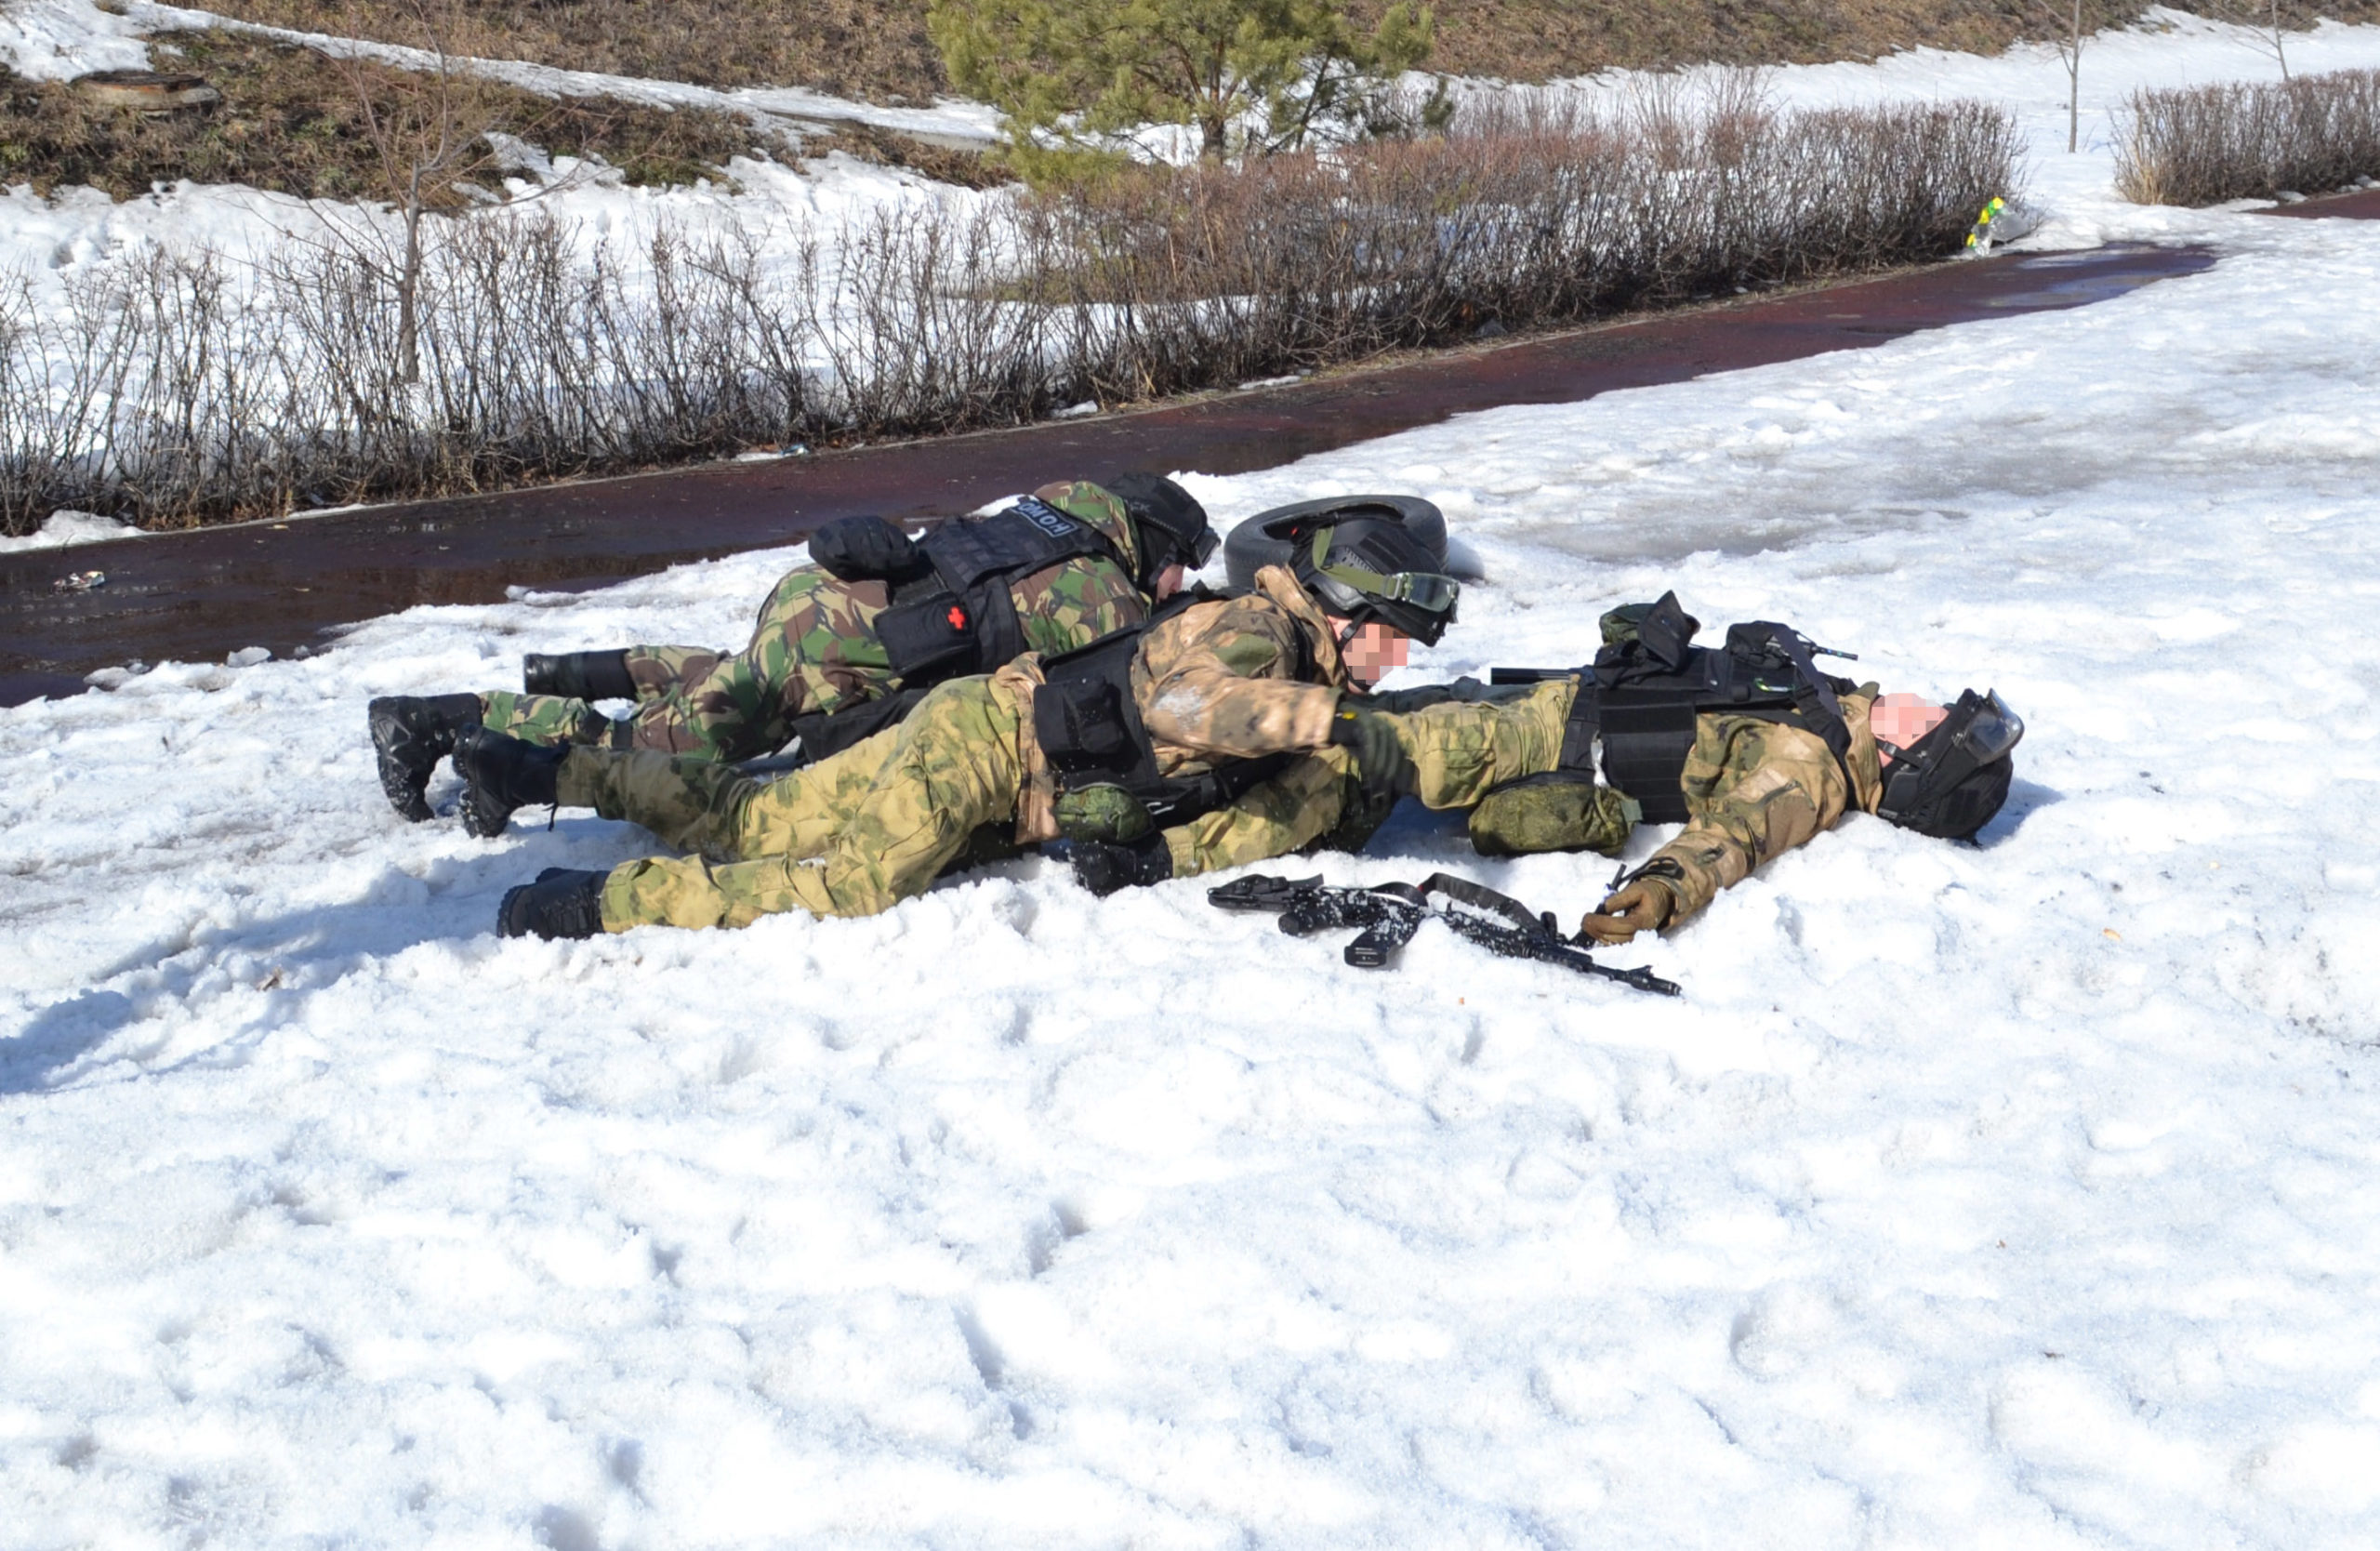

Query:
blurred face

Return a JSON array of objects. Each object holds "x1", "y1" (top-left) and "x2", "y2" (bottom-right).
[
  {"x1": 1154, "y1": 562, "x2": 1186, "y2": 602},
  {"x1": 1330, "y1": 617, "x2": 1412, "y2": 686},
  {"x1": 1871, "y1": 693, "x2": 1951, "y2": 767}
]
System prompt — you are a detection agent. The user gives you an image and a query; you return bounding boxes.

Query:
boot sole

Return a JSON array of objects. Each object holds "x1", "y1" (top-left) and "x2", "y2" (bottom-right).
[{"x1": 367, "y1": 698, "x2": 438, "y2": 823}]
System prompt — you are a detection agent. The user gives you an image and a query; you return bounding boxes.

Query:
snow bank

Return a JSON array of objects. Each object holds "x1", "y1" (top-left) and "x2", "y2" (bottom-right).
[
  {"x1": 5, "y1": 134, "x2": 2380, "y2": 1547},
  {"x1": 0, "y1": 508, "x2": 138, "y2": 551}
]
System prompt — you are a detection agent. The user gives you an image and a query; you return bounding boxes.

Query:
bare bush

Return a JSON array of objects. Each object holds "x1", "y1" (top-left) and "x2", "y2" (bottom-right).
[
  {"x1": 2116, "y1": 68, "x2": 2380, "y2": 205},
  {"x1": 0, "y1": 89, "x2": 2015, "y2": 534},
  {"x1": 1029, "y1": 86, "x2": 2016, "y2": 401}
]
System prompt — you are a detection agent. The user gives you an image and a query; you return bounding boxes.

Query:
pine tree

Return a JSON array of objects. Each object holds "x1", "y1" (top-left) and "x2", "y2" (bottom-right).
[{"x1": 929, "y1": 0, "x2": 1437, "y2": 181}]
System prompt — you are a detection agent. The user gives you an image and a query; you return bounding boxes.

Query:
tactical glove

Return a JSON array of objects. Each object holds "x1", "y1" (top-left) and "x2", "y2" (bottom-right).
[
  {"x1": 1329, "y1": 705, "x2": 1412, "y2": 805},
  {"x1": 1580, "y1": 876, "x2": 1677, "y2": 945},
  {"x1": 1070, "y1": 837, "x2": 1174, "y2": 897}
]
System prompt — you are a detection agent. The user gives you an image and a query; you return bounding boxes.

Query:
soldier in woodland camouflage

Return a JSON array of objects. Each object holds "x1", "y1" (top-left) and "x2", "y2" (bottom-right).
[
  {"x1": 368, "y1": 477, "x2": 1211, "y2": 822},
  {"x1": 463, "y1": 508, "x2": 1466, "y2": 937}
]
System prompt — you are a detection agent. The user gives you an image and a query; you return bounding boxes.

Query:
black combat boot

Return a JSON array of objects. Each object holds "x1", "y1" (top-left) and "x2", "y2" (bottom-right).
[
  {"x1": 367, "y1": 694, "x2": 483, "y2": 822},
  {"x1": 522, "y1": 650, "x2": 638, "y2": 702},
  {"x1": 451, "y1": 725, "x2": 569, "y2": 838},
  {"x1": 1070, "y1": 837, "x2": 1173, "y2": 897},
  {"x1": 499, "y1": 868, "x2": 609, "y2": 940}
]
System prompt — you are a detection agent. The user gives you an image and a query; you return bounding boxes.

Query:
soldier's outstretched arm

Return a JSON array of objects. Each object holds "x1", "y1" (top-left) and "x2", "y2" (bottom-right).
[
  {"x1": 1608, "y1": 716, "x2": 1854, "y2": 933},
  {"x1": 1387, "y1": 680, "x2": 1574, "y2": 811}
]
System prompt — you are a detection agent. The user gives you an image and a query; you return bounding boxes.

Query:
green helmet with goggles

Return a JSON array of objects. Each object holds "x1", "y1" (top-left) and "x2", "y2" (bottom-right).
[
  {"x1": 1876, "y1": 688, "x2": 2024, "y2": 840},
  {"x1": 1270, "y1": 508, "x2": 1460, "y2": 646}
]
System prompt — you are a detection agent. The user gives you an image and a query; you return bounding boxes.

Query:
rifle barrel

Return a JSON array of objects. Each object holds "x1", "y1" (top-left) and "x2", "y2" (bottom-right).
[{"x1": 1488, "y1": 667, "x2": 1570, "y2": 685}]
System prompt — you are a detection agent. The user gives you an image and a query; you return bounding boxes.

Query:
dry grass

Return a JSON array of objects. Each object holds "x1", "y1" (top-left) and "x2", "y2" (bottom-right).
[
  {"x1": 2115, "y1": 67, "x2": 2380, "y2": 204},
  {"x1": 0, "y1": 88, "x2": 2014, "y2": 533},
  {"x1": 203, "y1": 0, "x2": 2380, "y2": 104},
  {"x1": 208, "y1": 0, "x2": 950, "y2": 104},
  {"x1": 0, "y1": 30, "x2": 790, "y2": 201}
]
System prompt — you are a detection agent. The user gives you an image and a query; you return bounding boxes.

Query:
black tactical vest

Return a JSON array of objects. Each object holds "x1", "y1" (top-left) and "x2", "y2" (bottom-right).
[
  {"x1": 1557, "y1": 595, "x2": 1856, "y2": 824},
  {"x1": 866, "y1": 496, "x2": 1129, "y2": 686},
  {"x1": 1029, "y1": 589, "x2": 1298, "y2": 827}
]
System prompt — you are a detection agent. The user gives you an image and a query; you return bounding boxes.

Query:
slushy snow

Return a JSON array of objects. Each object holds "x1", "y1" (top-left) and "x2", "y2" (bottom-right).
[{"x1": 7, "y1": 10, "x2": 2380, "y2": 1550}]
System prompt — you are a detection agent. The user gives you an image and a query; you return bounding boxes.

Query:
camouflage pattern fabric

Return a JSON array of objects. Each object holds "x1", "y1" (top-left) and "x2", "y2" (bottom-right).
[
  {"x1": 1157, "y1": 679, "x2": 1574, "y2": 877},
  {"x1": 480, "y1": 481, "x2": 1150, "y2": 764},
  {"x1": 536, "y1": 566, "x2": 1359, "y2": 930},
  {"x1": 1160, "y1": 749, "x2": 1361, "y2": 877},
  {"x1": 1639, "y1": 689, "x2": 1882, "y2": 928},
  {"x1": 1150, "y1": 679, "x2": 1895, "y2": 937},
  {"x1": 1131, "y1": 565, "x2": 1347, "y2": 765},
  {"x1": 479, "y1": 645, "x2": 727, "y2": 749},
  {"x1": 1012, "y1": 563, "x2": 1353, "y2": 842},
  {"x1": 588, "y1": 675, "x2": 1029, "y2": 929}
]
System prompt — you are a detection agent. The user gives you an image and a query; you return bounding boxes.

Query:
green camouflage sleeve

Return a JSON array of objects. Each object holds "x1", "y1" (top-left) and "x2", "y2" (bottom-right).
[
  {"x1": 1644, "y1": 710, "x2": 1859, "y2": 927},
  {"x1": 1009, "y1": 556, "x2": 1150, "y2": 658},
  {"x1": 1158, "y1": 749, "x2": 1363, "y2": 878},
  {"x1": 1036, "y1": 480, "x2": 1143, "y2": 576}
]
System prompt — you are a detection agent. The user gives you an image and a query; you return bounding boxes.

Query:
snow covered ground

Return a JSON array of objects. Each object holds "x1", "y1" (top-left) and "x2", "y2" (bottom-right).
[{"x1": 7, "y1": 7, "x2": 2380, "y2": 1549}]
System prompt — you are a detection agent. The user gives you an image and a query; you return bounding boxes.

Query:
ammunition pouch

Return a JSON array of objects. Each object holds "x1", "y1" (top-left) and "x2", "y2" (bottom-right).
[
  {"x1": 861, "y1": 496, "x2": 1130, "y2": 692},
  {"x1": 1032, "y1": 601, "x2": 1295, "y2": 829}
]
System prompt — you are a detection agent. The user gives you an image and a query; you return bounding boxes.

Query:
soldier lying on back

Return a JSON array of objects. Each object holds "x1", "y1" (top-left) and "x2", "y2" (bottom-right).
[
  {"x1": 365, "y1": 474, "x2": 1215, "y2": 821},
  {"x1": 1087, "y1": 590, "x2": 2023, "y2": 943},
  {"x1": 451, "y1": 505, "x2": 1463, "y2": 936}
]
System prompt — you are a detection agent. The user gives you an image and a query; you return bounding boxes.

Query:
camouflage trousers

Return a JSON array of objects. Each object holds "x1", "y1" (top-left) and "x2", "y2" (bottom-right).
[
  {"x1": 559, "y1": 674, "x2": 1025, "y2": 930},
  {"x1": 1159, "y1": 681, "x2": 1577, "y2": 877},
  {"x1": 481, "y1": 570, "x2": 896, "y2": 763}
]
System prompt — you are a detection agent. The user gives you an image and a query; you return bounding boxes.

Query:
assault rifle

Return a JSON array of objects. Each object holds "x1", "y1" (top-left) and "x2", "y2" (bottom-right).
[{"x1": 1209, "y1": 872, "x2": 1682, "y2": 997}]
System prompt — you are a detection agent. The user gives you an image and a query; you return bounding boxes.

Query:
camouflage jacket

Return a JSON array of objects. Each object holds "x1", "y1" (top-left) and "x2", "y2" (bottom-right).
[
  {"x1": 1147, "y1": 675, "x2": 1896, "y2": 929},
  {"x1": 1643, "y1": 690, "x2": 1886, "y2": 927},
  {"x1": 768, "y1": 479, "x2": 1153, "y2": 706},
  {"x1": 998, "y1": 480, "x2": 1153, "y2": 661},
  {"x1": 1001, "y1": 563, "x2": 1352, "y2": 842}
]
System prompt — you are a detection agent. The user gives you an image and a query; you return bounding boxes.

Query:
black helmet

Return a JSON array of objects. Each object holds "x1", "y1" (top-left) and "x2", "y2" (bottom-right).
[
  {"x1": 1103, "y1": 473, "x2": 1215, "y2": 592},
  {"x1": 1223, "y1": 495, "x2": 1448, "y2": 591},
  {"x1": 1877, "y1": 688, "x2": 2023, "y2": 840},
  {"x1": 1274, "y1": 507, "x2": 1460, "y2": 646}
]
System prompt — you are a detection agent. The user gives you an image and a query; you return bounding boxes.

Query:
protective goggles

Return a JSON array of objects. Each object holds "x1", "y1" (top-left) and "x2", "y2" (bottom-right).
[
  {"x1": 1308, "y1": 529, "x2": 1461, "y2": 617},
  {"x1": 1183, "y1": 527, "x2": 1220, "y2": 568}
]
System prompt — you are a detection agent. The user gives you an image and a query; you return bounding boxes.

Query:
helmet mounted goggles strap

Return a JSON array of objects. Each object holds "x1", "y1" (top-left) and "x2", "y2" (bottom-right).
[{"x1": 1307, "y1": 528, "x2": 1459, "y2": 621}]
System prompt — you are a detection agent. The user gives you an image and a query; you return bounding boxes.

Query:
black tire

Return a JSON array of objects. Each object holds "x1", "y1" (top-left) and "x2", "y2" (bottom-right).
[{"x1": 1222, "y1": 496, "x2": 1447, "y2": 591}]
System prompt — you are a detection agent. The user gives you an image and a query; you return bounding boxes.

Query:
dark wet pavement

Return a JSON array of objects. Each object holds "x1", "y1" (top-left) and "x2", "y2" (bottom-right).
[{"x1": 0, "y1": 243, "x2": 2226, "y2": 706}]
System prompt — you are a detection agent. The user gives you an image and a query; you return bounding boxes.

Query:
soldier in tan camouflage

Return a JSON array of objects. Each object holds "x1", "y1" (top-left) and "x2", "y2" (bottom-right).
[
  {"x1": 465, "y1": 550, "x2": 1449, "y2": 935},
  {"x1": 368, "y1": 476, "x2": 1212, "y2": 823},
  {"x1": 1143, "y1": 676, "x2": 1890, "y2": 936},
  {"x1": 1141, "y1": 629, "x2": 2016, "y2": 943}
]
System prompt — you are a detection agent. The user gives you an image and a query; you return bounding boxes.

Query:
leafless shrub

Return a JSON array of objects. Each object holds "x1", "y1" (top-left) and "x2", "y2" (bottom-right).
[
  {"x1": 2116, "y1": 68, "x2": 2380, "y2": 205},
  {"x1": 0, "y1": 88, "x2": 2015, "y2": 535},
  {"x1": 1030, "y1": 85, "x2": 2016, "y2": 401}
]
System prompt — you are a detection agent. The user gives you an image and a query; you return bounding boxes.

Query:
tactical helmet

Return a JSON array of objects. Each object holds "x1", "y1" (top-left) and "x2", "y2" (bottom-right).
[
  {"x1": 1272, "y1": 506, "x2": 1460, "y2": 646},
  {"x1": 1876, "y1": 688, "x2": 2023, "y2": 841},
  {"x1": 1223, "y1": 495, "x2": 1448, "y2": 591},
  {"x1": 1103, "y1": 473, "x2": 1216, "y2": 592}
]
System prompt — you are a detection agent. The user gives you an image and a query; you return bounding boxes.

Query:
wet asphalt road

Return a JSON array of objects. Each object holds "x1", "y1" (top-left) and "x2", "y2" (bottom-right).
[{"x1": 0, "y1": 242, "x2": 2239, "y2": 705}]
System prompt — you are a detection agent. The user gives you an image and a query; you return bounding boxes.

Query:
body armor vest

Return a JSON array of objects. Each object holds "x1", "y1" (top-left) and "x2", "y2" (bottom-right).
[
  {"x1": 1029, "y1": 589, "x2": 1298, "y2": 828},
  {"x1": 1555, "y1": 597, "x2": 1856, "y2": 825},
  {"x1": 866, "y1": 496, "x2": 1129, "y2": 687}
]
